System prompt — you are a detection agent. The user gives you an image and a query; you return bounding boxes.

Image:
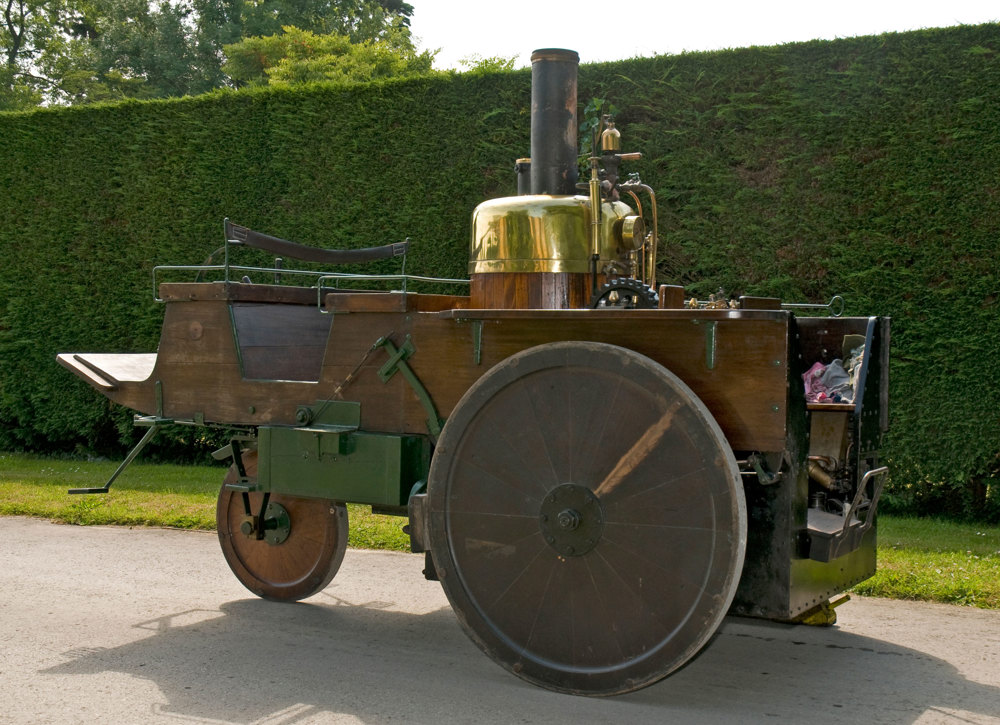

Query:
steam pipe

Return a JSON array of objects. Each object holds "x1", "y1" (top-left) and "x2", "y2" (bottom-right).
[
  {"x1": 621, "y1": 181, "x2": 659, "y2": 289},
  {"x1": 529, "y1": 49, "x2": 579, "y2": 195}
]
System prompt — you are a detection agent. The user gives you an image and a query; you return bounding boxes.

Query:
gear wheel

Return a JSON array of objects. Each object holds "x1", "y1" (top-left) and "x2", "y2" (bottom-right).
[{"x1": 590, "y1": 278, "x2": 659, "y2": 309}]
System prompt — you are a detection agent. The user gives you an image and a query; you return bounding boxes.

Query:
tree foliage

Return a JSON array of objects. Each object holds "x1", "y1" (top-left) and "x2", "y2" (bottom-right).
[
  {"x1": 457, "y1": 54, "x2": 517, "y2": 74},
  {"x1": 63, "y1": 0, "x2": 216, "y2": 102},
  {"x1": 0, "y1": 0, "x2": 419, "y2": 107},
  {"x1": 1, "y1": 0, "x2": 74, "y2": 108},
  {"x1": 223, "y1": 24, "x2": 433, "y2": 86},
  {"x1": 238, "y1": 0, "x2": 414, "y2": 40}
]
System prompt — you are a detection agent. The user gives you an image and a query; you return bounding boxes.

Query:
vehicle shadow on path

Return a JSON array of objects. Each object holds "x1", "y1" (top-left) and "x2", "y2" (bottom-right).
[{"x1": 45, "y1": 593, "x2": 1000, "y2": 724}]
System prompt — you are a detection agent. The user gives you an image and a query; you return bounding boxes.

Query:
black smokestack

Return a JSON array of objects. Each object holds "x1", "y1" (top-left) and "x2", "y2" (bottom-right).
[{"x1": 529, "y1": 48, "x2": 579, "y2": 196}]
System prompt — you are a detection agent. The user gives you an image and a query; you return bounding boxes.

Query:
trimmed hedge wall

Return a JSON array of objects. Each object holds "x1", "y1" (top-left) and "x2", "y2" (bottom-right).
[{"x1": 1, "y1": 24, "x2": 998, "y2": 519}]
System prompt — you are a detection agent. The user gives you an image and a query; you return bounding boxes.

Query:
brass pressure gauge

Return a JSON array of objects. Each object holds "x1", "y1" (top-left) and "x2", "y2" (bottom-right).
[{"x1": 619, "y1": 215, "x2": 645, "y2": 251}]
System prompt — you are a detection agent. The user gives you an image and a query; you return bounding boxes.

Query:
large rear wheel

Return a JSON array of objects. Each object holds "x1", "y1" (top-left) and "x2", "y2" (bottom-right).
[
  {"x1": 427, "y1": 341, "x2": 746, "y2": 695},
  {"x1": 217, "y1": 451, "x2": 349, "y2": 601}
]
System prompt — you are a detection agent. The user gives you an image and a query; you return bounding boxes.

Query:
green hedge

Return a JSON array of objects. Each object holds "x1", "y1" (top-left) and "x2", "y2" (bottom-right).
[{"x1": 1, "y1": 24, "x2": 998, "y2": 519}]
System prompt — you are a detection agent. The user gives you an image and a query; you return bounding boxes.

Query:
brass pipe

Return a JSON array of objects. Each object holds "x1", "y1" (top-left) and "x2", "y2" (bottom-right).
[
  {"x1": 621, "y1": 182, "x2": 659, "y2": 288},
  {"x1": 624, "y1": 189, "x2": 644, "y2": 281},
  {"x1": 808, "y1": 460, "x2": 835, "y2": 490},
  {"x1": 623, "y1": 190, "x2": 644, "y2": 218},
  {"x1": 639, "y1": 183, "x2": 659, "y2": 289},
  {"x1": 589, "y1": 157, "x2": 602, "y2": 292}
]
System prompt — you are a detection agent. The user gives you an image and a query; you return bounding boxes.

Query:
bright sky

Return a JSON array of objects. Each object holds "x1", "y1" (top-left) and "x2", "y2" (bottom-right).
[{"x1": 409, "y1": 0, "x2": 999, "y2": 70}]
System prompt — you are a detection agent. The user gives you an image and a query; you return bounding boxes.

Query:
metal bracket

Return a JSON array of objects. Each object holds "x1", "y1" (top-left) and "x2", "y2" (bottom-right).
[
  {"x1": 749, "y1": 452, "x2": 783, "y2": 486},
  {"x1": 705, "y1": 321, "x2": 717, "y2": 370},
  {"x1": 471, "y1": 320, "x2": 483, "y2": 365},
  {"x1": 212, "y1": 438, "x2": 259, "y2": 492},
  {"x1": 455, "y1": 319, "x2": 484, "y2": 365},
  {"x1": 212, "y1": 438, "x2": 275, "y2": 540},
  {"x1": 378, "y1": 336, "x2": 416, "y2": 382},
  {"x1": 69, "y1": 422, "x2": 162, "y2": 494},
  {"x1": 375, "y1": 335, "x2": 443, "y2": 440},
  {"x1": 406, "y1": 491, "x2": 430, "y2": 553}
]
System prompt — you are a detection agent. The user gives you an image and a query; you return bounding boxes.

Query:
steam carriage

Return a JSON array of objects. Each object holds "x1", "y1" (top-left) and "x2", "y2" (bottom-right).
[{"x1": 58, "y1": 49, "x2": 889, "y2": 696}]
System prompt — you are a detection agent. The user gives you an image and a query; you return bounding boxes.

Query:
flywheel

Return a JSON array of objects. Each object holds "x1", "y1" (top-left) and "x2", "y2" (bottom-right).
[
  {"x1": 217, "y1": 451, "x2": 349, "y2": 601},
  {"x1": 590, "y1": 278, "x2": 658, "y2": 309},
  {"x1": 427, "y1": 341, "x2": 746, "y2": 695}
]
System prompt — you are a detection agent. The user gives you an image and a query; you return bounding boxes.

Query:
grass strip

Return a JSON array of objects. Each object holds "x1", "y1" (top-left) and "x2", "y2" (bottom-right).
[
  {"x1": 1, "y1": 453, "x2": 997, "y2": 606},
  {"x1": 0, "y1": 452, "x2": 409, "y2": 551},
  {"x1": 851, "y1": 516, "x2": 1000, "y2": 609}
]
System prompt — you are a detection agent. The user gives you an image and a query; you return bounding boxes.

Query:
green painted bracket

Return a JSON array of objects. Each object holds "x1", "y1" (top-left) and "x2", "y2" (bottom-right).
[
  {"x1": 690, "y1": 319, "x2": 718, "y2": 370},
  {"x1": 705, "y1": 320, "x2": 717, "y2": 370},
  {"x1": 376, "y1": 335, "x2": 443, "y2": 440},
  {"x1": 472, "y1": 320, "x2": 483, "y2": 365},
  {"x1": 377, "y1": 336, "x2": 415, "y2": 382}
]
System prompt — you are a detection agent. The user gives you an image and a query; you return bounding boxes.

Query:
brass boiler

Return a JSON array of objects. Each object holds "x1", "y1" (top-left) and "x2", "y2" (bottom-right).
[
  {"x1": 469, "y1": 195, "x2": 641, "y2": 308},
  {"x1": 468, "y1": 49, "x2": 648, "y2": 309}
]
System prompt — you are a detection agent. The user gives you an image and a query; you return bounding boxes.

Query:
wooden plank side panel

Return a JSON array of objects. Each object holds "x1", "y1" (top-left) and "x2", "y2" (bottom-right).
[
  {"x1": 402, "y1": 313, "x2": 792, "y2": 451},
  {"x1": 69, "y1": 299, "x2": 240, "y2": 417},
  {"x1": 110, "y1": 299, "x2": 327, "y2": 424},
  {"x1": 153, "y1": 363, "x2": 320, "y2": 424},
  {"x1": 324, "y1": 293, "x2": 470, "y2": 313},
  {"x1": 158, "y1": 300, "x2": 240, "y2": 364},
  {"x1": 317, "y1": 311, "x2": 416, "y2": 434},
  {"x1": 160, "y1": 282, "x2": 322, "y2": 305},
  {"x1": 311, "y1": 310, "x2": 791, "y2": 451},
  {"x1": 87, "y1": 297, "x2": 791, "y2": 450}
]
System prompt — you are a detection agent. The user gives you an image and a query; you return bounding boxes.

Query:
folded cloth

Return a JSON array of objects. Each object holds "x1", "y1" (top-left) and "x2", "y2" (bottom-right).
[{"x1": 804, "y1": 356, "x2": 856, "y2": 403}]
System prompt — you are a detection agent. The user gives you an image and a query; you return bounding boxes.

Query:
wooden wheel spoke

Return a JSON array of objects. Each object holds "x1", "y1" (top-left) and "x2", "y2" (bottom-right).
[
  {"x1": 447, "y1": 513, "x2": 550, "y2": 609},
  {"x1": 596, "y1": 527, "x2": 716, "y2": 620},
  {"x1": 451, "y1": 452, "x2": 544, "y2": 513},
  {"x1": 601, "y1": 468, "x2": 716, "y2": 529}
]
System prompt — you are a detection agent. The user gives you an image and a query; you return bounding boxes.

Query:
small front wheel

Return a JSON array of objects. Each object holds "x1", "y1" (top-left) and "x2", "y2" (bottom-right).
[{"x1": 217, "y1": 451, "x2": 348, "y2": 601}]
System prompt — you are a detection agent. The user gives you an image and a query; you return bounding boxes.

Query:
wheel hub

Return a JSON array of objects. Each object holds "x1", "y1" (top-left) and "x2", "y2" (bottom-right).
[
  {"x1": 538, "y1": 483, "x2": 604, "y2": 557},
  {"x1": 239, "y1": 502, "x2": 291, "y2": 546}
]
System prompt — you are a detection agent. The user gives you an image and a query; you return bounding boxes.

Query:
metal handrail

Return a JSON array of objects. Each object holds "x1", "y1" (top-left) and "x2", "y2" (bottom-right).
[
  {"x1": 842, "y1": 466, "x2": 889, "y2": 535},
  {"x1": 781, "y1": 295, "x2": 845, "y2": 317},
  {"x1": 315, "y1": 273, "x2": 470, "y2": 314},
  {"x1": 152, "y1": 263, "x2": 468, "y2": 303}
]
